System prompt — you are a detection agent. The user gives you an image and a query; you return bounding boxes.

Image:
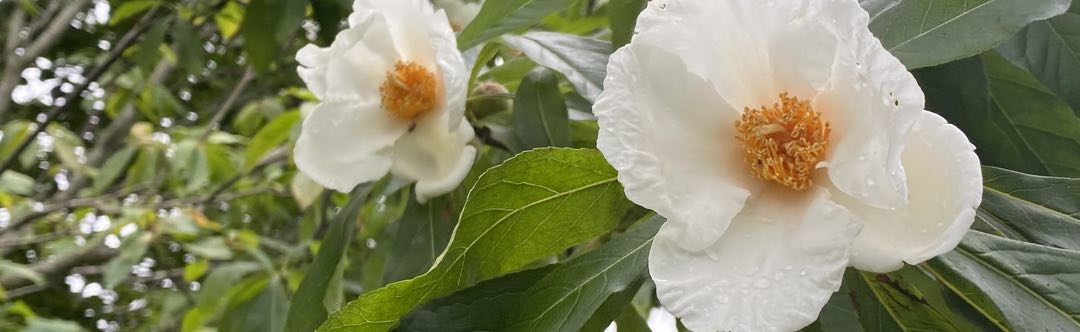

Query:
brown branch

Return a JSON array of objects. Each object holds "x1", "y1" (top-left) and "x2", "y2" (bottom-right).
[
  {"x1": 199, "y1": 66, "x2": 256, "y2": 141},
  {"x1": 0, "y1": 7, "x2": 159, "y2": 174},
  {"x1": 0, "y1": 244, "x2": 118, "y2": 290}
]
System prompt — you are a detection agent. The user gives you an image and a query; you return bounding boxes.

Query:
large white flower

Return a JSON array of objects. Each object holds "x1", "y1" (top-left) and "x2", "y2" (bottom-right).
[
  {"x1": 294, "y1": 0, "x2": 476, "y2": 202},
  {"x1": 593, "y1": 0, "x2": 983, "y2": 331}
]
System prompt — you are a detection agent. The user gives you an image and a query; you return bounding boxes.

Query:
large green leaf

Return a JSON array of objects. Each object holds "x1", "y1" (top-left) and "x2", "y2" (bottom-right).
[
  {"x1": 979, "y1": 167, "x2": 1080, "y2": 250},
  {"x1": 319, "y1": 148, "x2": 631, "y2": 331},
  {"x1": 914, "y1": 52, "x2": 1080, "y2": 177},
  {"x1": 843, "y1": 269, "x2": 961, "y2": 331},
  {"x1": 457, "y1": 0, "x2": 577, "y2": 51},
  {"x1": 504, "y1": 216, "x2": 661, "y2": 331},
  {"x1": 926, "y1": 231, "x2": 1080, "y2": 331},
  {"x1": 862, "y1": 0, "x2": 1069, "y2": 69},
  {"x1": 398, "y1": 216, "x2": 662, "y2": 332},
  {"x1": 398, "y1": 266, "x2": 557, "y2": 332},
  {"x1": 998, "y1": 12, "x2": 1080, "y2": 113},
  {"x1": 513, "y1": 67, "x2": 572, "y2": 149},
  {"x1": 501, "y1": 32, "x2": 611, "y2": 102}
]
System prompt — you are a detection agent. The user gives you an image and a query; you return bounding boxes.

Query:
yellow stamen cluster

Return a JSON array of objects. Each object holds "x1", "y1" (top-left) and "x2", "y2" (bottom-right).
[
  {"x1": 734, "y1": 93, "x2": 830, "y2": 191},
  {"x1": 379, "y1": 61, "x2": 438, "y2": 121}
]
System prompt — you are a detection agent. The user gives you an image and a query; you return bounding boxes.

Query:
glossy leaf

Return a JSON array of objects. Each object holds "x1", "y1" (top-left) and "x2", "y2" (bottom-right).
[
  {"x1": 863, "y1": 0, "x2": 1069, "y2": 68},
  {"x1": 513, "y1": 67, "x2": 572, "y2": 149},
  {"x1": 915, "y1": 52, "x2": 1080, "y2": 177},
  {"x1": 240, "y1": 0, "x2": 308, "y2": 73},
  {"x1": 843, "y1": 269, "x2": 961, "y2": 331},
  {"x1": 998, "y1": 11, "x2": 1080, "y2": 113},
  {"x1": 979, "y1": 167, "x2": 1080, "y2": 250},
  {"x1": 501, "y1": 32, "x2": 611, "y2": 102},
  {"x1": 457, "y1": 0, "x2": 577, "y2": 51},
  {"x1": 319, "y1": 148, "x2": 631, "y2": 331},
  {"x1": 504, "y1": 216, "x2": 661, "y2": 331},
  {"x1": 927, "y1": 231, "x2": 1080, "y2": 331}
]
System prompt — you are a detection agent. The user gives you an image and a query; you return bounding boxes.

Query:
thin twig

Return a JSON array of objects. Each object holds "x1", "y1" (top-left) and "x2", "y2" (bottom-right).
[
  {"x1": 199, "y1": 66, "x2": 256, "y2": 141},
  {"x1": 201, "y1": 147, "x2": 289, "y2": 205},
  {"x1": 0, "y1": 7, "x2": 159, "y2": 174}
]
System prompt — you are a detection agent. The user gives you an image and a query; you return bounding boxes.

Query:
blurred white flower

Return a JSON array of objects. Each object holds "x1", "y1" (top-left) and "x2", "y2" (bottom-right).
[
  {"x1": 593, "y1": 0, "x2": 982, "y2": 330},
  {"x1": 294, "y1": 0, "x2": 476, "y2": 202},
  {"x1": 433, "y1": 0, "x2": 482, "y2": 31}
]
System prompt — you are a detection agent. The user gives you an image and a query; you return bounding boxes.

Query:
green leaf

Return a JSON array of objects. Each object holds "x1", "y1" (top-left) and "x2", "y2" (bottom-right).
[
  {"x1": 501, "y1": 32, "x2": 611, "y2": 102},
  {"x1": 319, "y1": 148, "x2": 631, "y2": 332},
  {"x1": 103, "y1": 232, "x2": 153, "y2": 288},
  {"x1": 136, "y1": 22, "x2": 167, "y2": 75},
  {"x1": 608, "y1": 0, "x2": 646, "y2": 49},
  {"x1": 0, "y1": 260, "x2": 45, "y2": 285},
  {"x1": 215, "y1": 1, "x2": 244, "y2": 40},
  {"x1": 457, "y1": 0, "x2": 577, "y2": 51},
  {"x1": 183, "y1": 259, "x2": 210, "y2": 282},
  {"x1": 109, "y1": 0, "x2": 160, "y2": 26},
  {"x1": 504, "y1": 216, "x2": 661, "y2": 331},
  {"x1": 240, "y1": 0, "x2": 308, "y2": 73},
  {"x1": 0, "y1": 171, "x2": 34, "y2": 196},
  {"x1": 184, "y1": 237, "x2": 235, "y2": 260},
  {"x1": 312, "y1": 0, "x2": 351, "y2": 43},
  {"x1": 843, "y1": 269, "x2": 961, "y2": 331},
  {"x1": 926, "y1": 231, "x2": 1080, "y2": 330},
  {"x1": 863, "y1": 0, "x2": 1070, "y2": 69},
  {"x1": 23, "y1": 319, "x2": 86, "y2": 332},
  {"x1": 284, "y1": 186, "x2": 371, "y2": 332},
  {"x1": 0, "y1": 120, "x2": 31, "y2": 163},
  {"x1": 979, "y1": 167, "x2": 1080, "y2": 250},
  {"x1": 220, "y1": 277, "x2": 291, "y2": 332},
  {"x1": 92, "y1": 145, "x2": 138, "y2": 194},
  {"x1": 513, "y1": 67, "x2": 572, "y2": 149},
  {"x1": 244, "y1": 111, "x2": 300, "y2": 171},
  {"x1": 174, "y1": 20, "x2": 206, "y2": 76},
  {"x1": 579, "y1": 277, "x2": 647, "y2": 332},
  {"x1": 381, "y1": 197, "x2": 454, "y2": 284},
  {"x1": 398, "y1": 216, "x2": 661, "y2": 332},
  {"x1": 398, "y1": 266, "x2": 558, "y2": 332},
  {"x1": 914, "y1": 52, "x2": 1080, "y2": 177},
  {"x1": 997, "y1": 12, "x2": 1080, "y2": 113}
]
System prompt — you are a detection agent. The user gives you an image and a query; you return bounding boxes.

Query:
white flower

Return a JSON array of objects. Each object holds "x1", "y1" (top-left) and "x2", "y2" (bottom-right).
[
  {"x1": 593, "y1": 0, "x2": 982, "y2": 331},
  {"x1": 294, "y1": 0, "x2": 476, "y2": 202},
  {"x1": 433, "y1": 0, "x2": 482, "y2": 32}
]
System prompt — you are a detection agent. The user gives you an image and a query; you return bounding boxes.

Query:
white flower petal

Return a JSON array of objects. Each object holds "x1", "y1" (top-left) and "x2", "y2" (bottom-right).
[
  {"x1": 351, "y1": 0, "x2": 468, "y2": 129},
  {"x1": 840, "y1": 111, "x2": 982, "y2": 273},
  {"x1": 650, "y1": 189, "x2": 861, "y2": 332},
  {"x1": 595, "y1": 31, "x2": 758, "y2": 252},
  {"x1": 390, "y1": 115, "x2": 477, "y2": 203},
  {"x1": 817, "y1": 0, "x2": 924, "y2": 209},
  {"x1": 294, "y1": 101, "x2": 409, "y2": 193},
  {"x1": 296, "y1": 15, "x2": 398, "y2": 102}
]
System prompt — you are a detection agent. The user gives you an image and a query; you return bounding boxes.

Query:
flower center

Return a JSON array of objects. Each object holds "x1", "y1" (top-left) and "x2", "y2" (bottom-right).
[
  {"x1": 379, "y1": 61, "x2": 438, "y2": 121},
  {"x1": 734, "y1": 93, "x2": 830, "y2": 191}
]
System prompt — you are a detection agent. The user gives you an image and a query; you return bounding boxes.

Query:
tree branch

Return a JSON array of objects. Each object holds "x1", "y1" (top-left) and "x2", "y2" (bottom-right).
[
  {"x1": 200, "y1": 66, "x2": 256, "y2": 141},
  {"x1": 0, "y1": 0, "x2": 92, "y2": 121},
  {"x1": 0, "y1": 7, "x2": 158, "y2": 174}
]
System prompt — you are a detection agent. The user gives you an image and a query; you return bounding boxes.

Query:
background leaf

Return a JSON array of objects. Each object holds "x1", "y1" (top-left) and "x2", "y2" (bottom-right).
[
  {"x1": 513, "y1": 67, "x2": 572, "y2": 149},
  {"x1": 997, "y1": 11, "x2": 1080, "y2": 113},
  {"x1": 501, "y1": 32, "x2": 611, "y2": 102},
  {"x1": 863, "y1": 0, "x2": 1070, "y2": 68},
  {"x1": 457, "y1": 0, "x2": 577, "y2": 50}
]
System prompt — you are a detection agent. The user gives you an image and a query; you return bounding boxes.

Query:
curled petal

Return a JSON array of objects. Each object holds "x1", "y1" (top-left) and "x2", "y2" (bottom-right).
[
  {"x1": 839, "y1": 111, "x2": 982, "y2": 273},
  {"x1": 390, "y1": 115, "x2": 477, "y2": 202}
]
